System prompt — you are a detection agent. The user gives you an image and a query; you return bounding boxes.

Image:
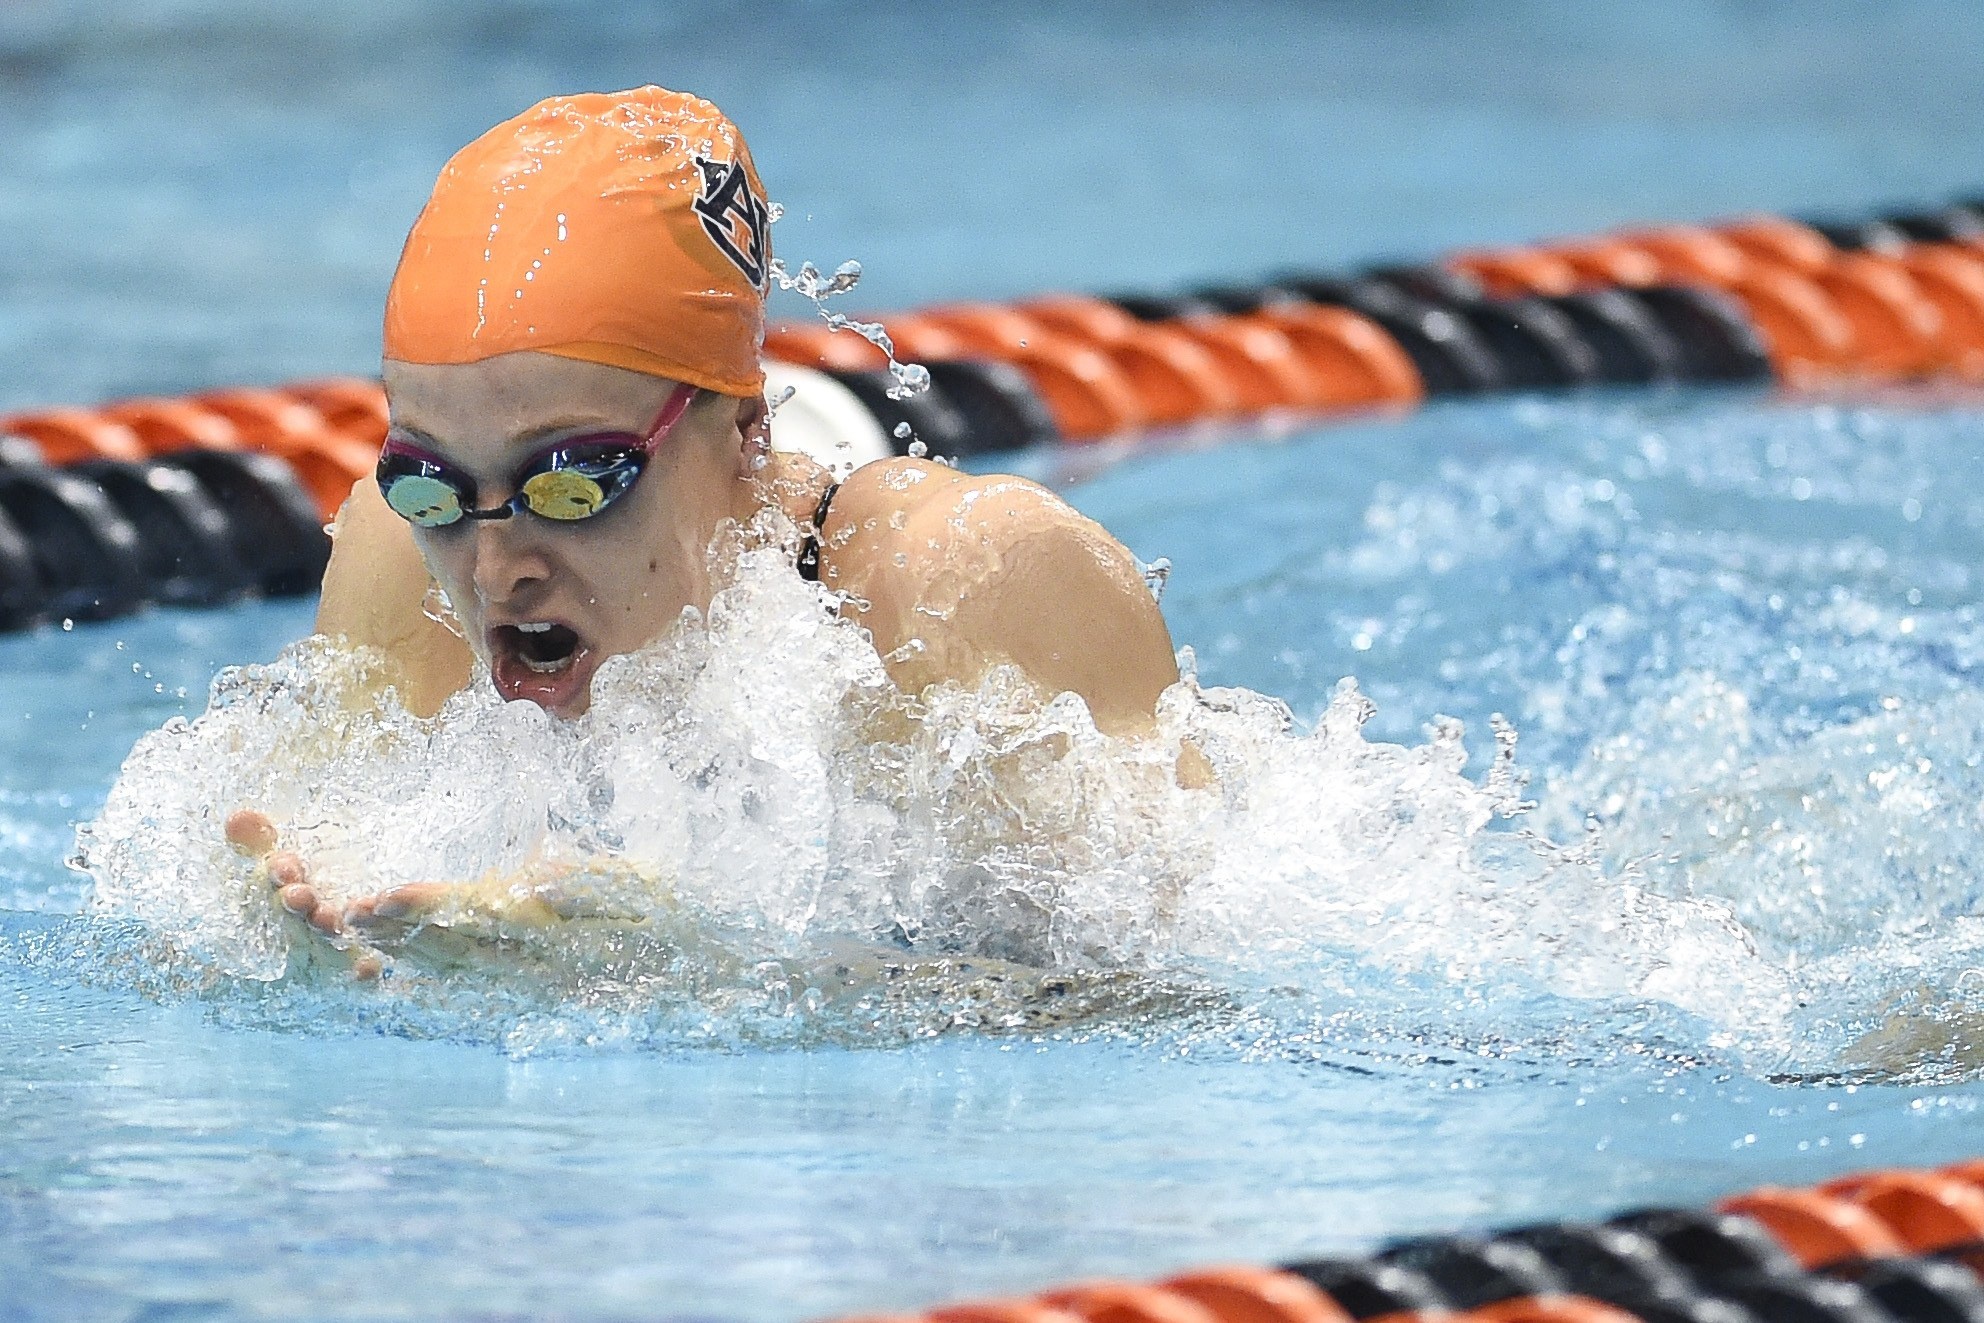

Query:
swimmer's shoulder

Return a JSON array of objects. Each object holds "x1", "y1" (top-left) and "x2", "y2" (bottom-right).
[
  {"x1": 816, "y1": 458, "x2": 1111, "y2": 609},
  {"x1": 819, "y1": 458, "x2": 1093, "y2": 572},
  {"x1": 819, "y1": 458, "x2": 1179, "y2": 736}
]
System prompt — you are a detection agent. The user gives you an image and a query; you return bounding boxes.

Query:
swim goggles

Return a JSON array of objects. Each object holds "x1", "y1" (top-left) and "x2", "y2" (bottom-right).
[{"x1": 375, "y1": 383, "x2": 698, "y2": 528}]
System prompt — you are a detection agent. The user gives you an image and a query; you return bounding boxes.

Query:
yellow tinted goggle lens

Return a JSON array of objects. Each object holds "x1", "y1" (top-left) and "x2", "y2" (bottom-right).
[
  {"x1": 520, "y1": 468, "x2": 608, "y2": 520},
  {"x1": 384, "y1": 473, "x2": 465, "y2": 527}
]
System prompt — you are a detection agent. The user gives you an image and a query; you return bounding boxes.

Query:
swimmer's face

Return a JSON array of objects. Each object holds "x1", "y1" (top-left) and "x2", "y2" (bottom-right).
[{"x1": 381, "y1": 352, "x2": 767, "y2": 718}]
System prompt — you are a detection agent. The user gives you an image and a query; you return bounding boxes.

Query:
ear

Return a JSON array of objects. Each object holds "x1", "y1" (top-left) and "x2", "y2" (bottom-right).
[{"x1": 731, "y1": 392, "x2": 772, "y2": 477}]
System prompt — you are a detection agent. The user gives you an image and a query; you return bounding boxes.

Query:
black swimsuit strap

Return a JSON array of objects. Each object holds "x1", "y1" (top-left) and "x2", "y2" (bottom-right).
[{"x1": 795, "y1": 481, "x2": 840, "y2": 583}]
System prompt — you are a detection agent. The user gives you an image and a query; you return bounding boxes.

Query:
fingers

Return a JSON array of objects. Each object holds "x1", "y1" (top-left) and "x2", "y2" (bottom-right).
[
  {"x1": 225, "y1": 809, "x2": 279, "y2": 858},
  {"x1": 258, "y1": 841, "x2": 383, "y2": 983},
  {"x1": 367, "y1": 882, "x2": 453, "y2": 921},
  {"x1": 267, "y1": 851, "x2": 343, "y2": 936},
  {"x1": 338, "y1": 882, "x2": 451, "y2": 938}
]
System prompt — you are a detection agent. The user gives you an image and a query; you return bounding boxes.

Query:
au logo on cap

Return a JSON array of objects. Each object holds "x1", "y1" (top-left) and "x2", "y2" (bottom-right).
[{"x1": 692, "y1": 154, "x2": 770, "y2": 289}]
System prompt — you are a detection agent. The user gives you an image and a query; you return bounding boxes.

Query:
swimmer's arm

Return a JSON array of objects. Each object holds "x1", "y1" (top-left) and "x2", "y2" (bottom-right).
[
  {"x1": 824, "y1": 460, "x2": 1179, "y2": 737},
  {"x1": 313, "y1": 478, "x2": 475, "y2": 718}
]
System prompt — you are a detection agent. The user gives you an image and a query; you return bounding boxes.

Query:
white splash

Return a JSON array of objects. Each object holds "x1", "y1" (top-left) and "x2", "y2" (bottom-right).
[{"x1": 73, "y1": 510, "x2": 1806, "y2": 1062}]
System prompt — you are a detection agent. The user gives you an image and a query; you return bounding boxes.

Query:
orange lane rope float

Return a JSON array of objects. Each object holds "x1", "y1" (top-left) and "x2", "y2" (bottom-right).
[
  {"x1": 824, "y1": 1159, "x2": 1984, "y2": 1323},
  {"x1": 6, "y1": 197, "x2": 1984, "y2": 633}
]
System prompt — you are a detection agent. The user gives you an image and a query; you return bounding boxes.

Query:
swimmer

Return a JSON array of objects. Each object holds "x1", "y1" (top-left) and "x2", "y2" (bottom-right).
[{"x1": 228, "y1": 87, "x2": 1186, "y2": 967}]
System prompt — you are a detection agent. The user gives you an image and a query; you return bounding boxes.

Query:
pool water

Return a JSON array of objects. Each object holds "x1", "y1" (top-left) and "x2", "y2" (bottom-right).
[{"x1": 10, "y1": 3, "x2": 1984, "y2": 1321}]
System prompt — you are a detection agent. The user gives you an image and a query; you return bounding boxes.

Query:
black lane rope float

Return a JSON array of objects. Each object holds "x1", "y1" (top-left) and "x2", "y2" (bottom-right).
[
  {"x1": 5, "y1": 199, "x2": 1983, "y2": 632},
  {"x1": 826, "y1": 1161, "x2": 1984, "y2": 1323}
]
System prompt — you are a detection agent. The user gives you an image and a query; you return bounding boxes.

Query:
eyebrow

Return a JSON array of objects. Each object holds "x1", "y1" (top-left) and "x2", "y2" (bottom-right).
[{"x1": 384, "y1": 415, "x2": 636, "y2": 461}]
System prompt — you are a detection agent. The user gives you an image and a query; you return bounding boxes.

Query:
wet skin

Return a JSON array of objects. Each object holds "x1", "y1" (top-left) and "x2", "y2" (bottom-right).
[{"x1": 280, "y1": 351, "x2": 1186, "y2": 962}]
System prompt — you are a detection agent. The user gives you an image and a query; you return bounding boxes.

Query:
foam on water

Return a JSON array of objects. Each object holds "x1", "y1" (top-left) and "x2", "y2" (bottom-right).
[
  {"x1": 46, "y1": 393, "x2": 1984, "y2": 1078},
  {"x1": 65, "y1": 501, "x2": 1801, "y2": 1066},
  {"x1": 1272, "y1": 391, "x2": 1984, "y2": 1082}
]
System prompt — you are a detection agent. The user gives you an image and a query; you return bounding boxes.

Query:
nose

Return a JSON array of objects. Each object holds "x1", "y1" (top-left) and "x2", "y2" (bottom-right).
[{"x1": 468, "y1": 516, "x2": 554, "y2": 607}]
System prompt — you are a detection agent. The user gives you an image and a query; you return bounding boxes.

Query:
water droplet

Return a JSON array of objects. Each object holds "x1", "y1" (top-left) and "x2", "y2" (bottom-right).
[{"x1": 886, "y1": 361, "x2": 930, "y2": 401}]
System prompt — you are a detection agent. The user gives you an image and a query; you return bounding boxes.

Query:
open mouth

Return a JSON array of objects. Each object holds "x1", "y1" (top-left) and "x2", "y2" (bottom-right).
[
  {"x1": 506, "y1": 621, "x2": 581, "y2": 672},
  {"x1": 488, "y1": 620, "x2": 596, "y2": 713}
]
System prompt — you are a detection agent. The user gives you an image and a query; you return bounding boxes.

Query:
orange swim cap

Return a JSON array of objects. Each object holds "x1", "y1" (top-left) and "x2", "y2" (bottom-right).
[{"x1": 383, "y1": 86, "x2": 772, "y2": 397}]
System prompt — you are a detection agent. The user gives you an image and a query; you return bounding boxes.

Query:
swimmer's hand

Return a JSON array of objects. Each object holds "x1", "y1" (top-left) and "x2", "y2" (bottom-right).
[
  {"x1": 226, "y1": 808, "x2": 354, "y2": 937},
  {"x1": 224, "y1": 809, "x2": 610, "y2": 980}
]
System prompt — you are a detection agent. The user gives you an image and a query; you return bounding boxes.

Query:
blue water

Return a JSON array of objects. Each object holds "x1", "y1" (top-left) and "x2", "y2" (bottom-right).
[{"x1": 9, "y1": 3, "x2": 1984, "y2": 1321}]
